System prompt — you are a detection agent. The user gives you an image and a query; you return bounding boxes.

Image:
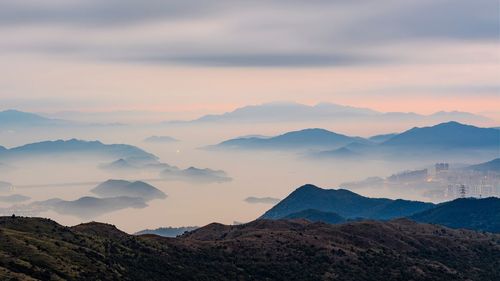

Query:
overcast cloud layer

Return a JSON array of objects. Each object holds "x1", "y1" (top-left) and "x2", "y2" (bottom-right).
[
  {"x1": 0, "y1": 0, "x2": 498, "y2": 67},
  {"x1": 0, "y1": 0, "x2": 498, "y2": 117}
]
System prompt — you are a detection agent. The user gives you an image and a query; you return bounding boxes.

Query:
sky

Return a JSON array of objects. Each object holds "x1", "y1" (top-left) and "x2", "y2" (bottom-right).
[{"x1": 0, "y1": 0, "x2": 499, "y2": 120}]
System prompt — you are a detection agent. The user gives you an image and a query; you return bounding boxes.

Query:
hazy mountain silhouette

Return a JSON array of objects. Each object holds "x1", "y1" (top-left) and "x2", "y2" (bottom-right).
[
  {"x1": 100, "y1": 158, "x2": 137, "y2": 170},
  {"x1": 0, "y1": 109, "x2": 70, "y2": 127},
  {"x1": 168, "y1": 102, "x2": 491, "y2": 125},
  {"x1": 160, "y1": 166, "x2": 231, "y2": 183},
  {"x1": 0, "y1": 181, "x2": 12, "y2": 193},
  {"x1": 410, "y1": 197, "x2": 500, "y2": 233},
  {"x1": 464, "y1": 158, "x2": 500, "y2": 172},
  {"x1": 91, "y1": 180, "x2": 166, "y2": 201},
  {"x1": 1, "y1": 196, "x2": 148, "y2": 219},
  {"x1": 135, "y1": 226, "x2": 199, "y2": 237},
  {"x1": 52, "y1": 196, "x2": 148, "y2": 219},
  {"x1": 0, "y1": 194, "x2": 30, "y2": 203},
  {"x1": 314, "y1": 121, "x2": 500, "y2": 159},
  {"x1": 3, "y1": 216, "x2": 496, "y2": 280},
  {"x1": 313, "y1": 147, "x2": 360, "y2": 158},
  {"x1": 381, "y1": 121, "x2": 499, "y2": 148},
  {"x1": 172, "y1": 102, "x2": 378, "y2": 123},
  {"x1": 0, "y1": 139, "x2": 158, "y2": 161},
  {"x1": 212, "y1": 128, "x2": 369, "y2": 150},
  {"x1": 368, "y1": 133, "x2": 397, "y2": 143},
  {"x1": 261, "y1": 184, "x2": 434, "y2": 220},
  {"x1": 100, "y1": 158, "x2": 172, "y2": 172},
  {"x1": 283, "y1": 209, "x2": 346, "y2": 224},
  {"x1": 244, "y1": 196, "x2": 281, "y2": 204},
  {"x1": 144, "y1": 135, "x2": 179, "y2": 143}
]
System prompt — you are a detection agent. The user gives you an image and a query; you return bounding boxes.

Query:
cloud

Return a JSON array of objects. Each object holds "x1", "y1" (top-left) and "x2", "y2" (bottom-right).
[
  {"x1": 0, "y1": 0, "x2": 497, "y2": 67},
  {"x1": 131, "y1": 53, "x2": 383, "y2": 67},
  {"x1": 0, "y1": 0, "x2": 218, "y2": 27}
]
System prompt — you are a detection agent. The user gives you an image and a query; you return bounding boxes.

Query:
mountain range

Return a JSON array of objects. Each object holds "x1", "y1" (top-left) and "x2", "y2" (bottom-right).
[
  {"x1": 212, "y1": 121, "x2": 499, "y2": 159},
  {"x1": 0, "y1": 109, "x2": 70, "y2": 127},
  {"x1": 380, "y1": 121, "x2": 499, "y2": 149},
  {"x1": 261, "y1": 184, "x2": 435, "y2": 220},
  {"x1": 143, "y1": 135, "x2": 179, "y2": 143},
  {"x1": 0, "y1": 196, "x2": 148, "y2": 219},
  {"x1": 409, "y1": 197, "x2": 500, "y2": 233},
  {"x1": 0, "y1": 139, "x2": 158, "y2": 162},
  {"x1": 210, "y1": 128, "x2": 368, "y2": 150},
  {"x1": 169, "y1": 102, "x2": 492, "y2": 125},
  {"x1": 244, "y1": 196, "x2": 281, "y2": 204},
  {"x1": 0, "y1": 109, "x2": 127, "y2": 128},
  {"x1": 134, "y1": 226, "x2": 199, "y2": 237},
  {"x1": 0, "y1": 216, "x2": 498, "y2": 280},
  {"x1": 261, "y1": 184, "x2": 500, "y2": 233},
  {"x1": 465, "y1": 158, "x2": 500, "y2": 172},
  {"x1": 160, "y1": 166, "x2": 232, "y2": 184},
  {"x1": 91, "y1": 180, "x2": 166, "y2": 201}
]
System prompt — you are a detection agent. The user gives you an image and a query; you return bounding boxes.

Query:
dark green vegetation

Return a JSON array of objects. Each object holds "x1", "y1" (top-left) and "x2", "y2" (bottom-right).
[
  {"x1": 134, "y1": 226, "x2": 198, "y2": 237},
  {"x1": 0, "y1": 216, "x2": 499, "y2": 281},
  {"x1": 283, "y1": 209, "x2": 346, "y2": 224},
  {"x1": 261, "y1": 184, "x2": 434, "y2": 220},
  {"x1": 261, "y1": 184, "x2": 500, "y2": 233},
  {"x1": 410, "y1": 197, "x2": 500, "y2": 233}
]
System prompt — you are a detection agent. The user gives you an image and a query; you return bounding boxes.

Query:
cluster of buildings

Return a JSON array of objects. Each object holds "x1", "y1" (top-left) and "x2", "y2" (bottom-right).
[{"x1": 387, "y1": 163, "x2": 500, "y2": 199}]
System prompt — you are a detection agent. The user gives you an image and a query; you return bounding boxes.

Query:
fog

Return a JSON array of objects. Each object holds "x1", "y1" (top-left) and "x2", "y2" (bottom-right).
[{"x1": 0, "y1": 120, "x2": 497, "y2": 233}]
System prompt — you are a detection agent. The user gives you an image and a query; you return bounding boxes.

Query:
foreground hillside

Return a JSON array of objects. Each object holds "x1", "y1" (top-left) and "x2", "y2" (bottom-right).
[{"x1": 1, "y1": 217, "x2": 499, "y2": 281}]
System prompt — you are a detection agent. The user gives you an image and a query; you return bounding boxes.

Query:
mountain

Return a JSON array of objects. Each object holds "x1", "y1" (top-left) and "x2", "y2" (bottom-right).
[
  {"x1": 0, "y1": 194, "x2": 30, "y2": 203},
  {"x1": 0, "y1": 181, "x2": 12, "y2": 193},
  {"x1": 135, "y1": 226, "x2": 199, "y2": 237},
  {"x1": 174, "y1": 102, "x2": 378, "y2": 123},
  {"x1": 0, "y1": 109, "x2": 70, "y2": 127},
  {"x1": 91, "y1": 180, "x2": 166, "y2": 201},
  {"x1": 167, "y1": 102, "x2": 491, "y2": 125},
  {"x1": 100, "y1": 158, "x2": 137, "y2": 170},
  {"x1": 212, "y1": 128, "x2": 369, "y2": 150},
  {"x1": 368, "y1": 133, "x2": 397, "y2": 143},
  {"x1": 381, "y1": 121, "x2": 500, "y2": 149},
  {"x1": 283, "y1": 209, "x2": 346, "y2": 224},
  {"x1": 144, "y1": 135, "x2": 179, "y2": 143},
  {"x1": 261, "y1": 184, "x2": 434, "y2": 220},
  {"x1": 0, "y1": 139, "x2": 158, "y2": 161},
  {"x1": 160, "y1": 166, "x2": 232, "y2": 183},
  {"x1": 100, "y1": 157, "x2": 173, "y2": 174},
  {"x1": 410, "y1": 197, "x2": 500, "y2": 233},
  {"x1": 464, "y1": 158, "x2": 500, "y2": 172},
  {"x1": 244, "y1": 196, "x2": 281, "y2": 204},
  {"x1": 313, "y1": 146, "x2": 359, "y2": 158},
  {"x1": 0, "y1": 216, "x2": 498, "y2": 280},
  {"x1": 0, "y1": 196, "x2": 148, "y2": 219},
  {"x1": 45, "y1": 196, "x2": 148, "y2": 219}
]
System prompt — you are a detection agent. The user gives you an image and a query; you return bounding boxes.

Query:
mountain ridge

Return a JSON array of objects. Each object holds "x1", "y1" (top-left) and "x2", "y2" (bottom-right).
[
  {"x1": 0, "y1": 216, "x2": 498, "y2": 280},
  {"x1": 260, "y1": 184, "x2": 435, "y2": 220}
]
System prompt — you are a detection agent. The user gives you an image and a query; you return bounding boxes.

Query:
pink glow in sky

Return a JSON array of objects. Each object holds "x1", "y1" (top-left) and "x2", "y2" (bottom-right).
[{"x1": 0, "y1": 1, "x2": 498, "y2": 121}]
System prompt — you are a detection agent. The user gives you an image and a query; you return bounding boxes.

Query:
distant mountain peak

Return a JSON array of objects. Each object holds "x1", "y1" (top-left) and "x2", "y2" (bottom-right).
[
  {"x1": 381, "y1": 121, "x2": 499, "y2": 148},
  {"x1": 262, "y1": 184, "x2": 434, "y2": 220}
]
